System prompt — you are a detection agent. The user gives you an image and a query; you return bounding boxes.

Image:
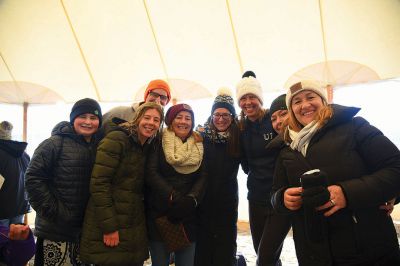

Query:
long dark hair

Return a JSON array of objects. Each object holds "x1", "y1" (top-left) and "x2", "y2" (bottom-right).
[{"x1": 209, "y1": 116, "x2": 241, "y2": 157}]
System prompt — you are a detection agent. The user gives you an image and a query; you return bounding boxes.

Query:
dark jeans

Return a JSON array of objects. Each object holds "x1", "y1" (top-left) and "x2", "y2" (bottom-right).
[
  {"x1": 149, "y1": 241, "x2": 196, "y2": 266},
  {"x1": 249, "y1": 202, "x2": 291, "y2": 266}
]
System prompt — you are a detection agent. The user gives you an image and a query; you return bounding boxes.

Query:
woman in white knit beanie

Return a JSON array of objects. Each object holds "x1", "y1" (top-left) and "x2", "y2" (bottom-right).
[{"x1": 236, "y1": 71, "x2": 290, "y2": 265}]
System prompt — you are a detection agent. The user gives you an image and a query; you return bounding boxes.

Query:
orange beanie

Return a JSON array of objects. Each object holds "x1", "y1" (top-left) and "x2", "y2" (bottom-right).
[{"x1": 144, "y1": 79, "x2": 171, "y2": 104}]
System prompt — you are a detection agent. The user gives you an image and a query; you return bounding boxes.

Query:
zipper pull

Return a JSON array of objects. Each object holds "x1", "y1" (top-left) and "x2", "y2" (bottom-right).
[{"x1": 352, "y1": 214, "x2": 358, "y2": 223}]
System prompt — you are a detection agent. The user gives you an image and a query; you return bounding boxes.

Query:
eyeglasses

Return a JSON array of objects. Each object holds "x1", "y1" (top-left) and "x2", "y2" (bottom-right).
[
  {"x1": 149, "y1": 91, "x2": 168, "y2": 101},
  {"x1": 212, "y1": 113, "x2": 232, "y2": 120}
]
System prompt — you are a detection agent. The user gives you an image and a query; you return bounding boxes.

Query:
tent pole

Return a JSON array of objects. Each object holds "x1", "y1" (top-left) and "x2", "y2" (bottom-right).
[
  {"x1": 23, "y1": 102, "x2": 28, "y2": 142},
  {"x1": 23, "y1": 101, "x2": 29, "y2": 225}
]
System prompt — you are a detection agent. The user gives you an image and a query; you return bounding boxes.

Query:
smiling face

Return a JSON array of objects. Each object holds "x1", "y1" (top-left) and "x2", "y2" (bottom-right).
[
  {"x1": 239, "y1": 93, "x2": 262, "y2": 121},
  {"x1": 171, "y1": 111, "x2": 193, "y2": 140},
  {"x1": 73, "y1": 113, "x2": 100, "y2": 142},
  {"x1": 137, "y1": 108, "x2": 162, "y2": 144},
  {"x1": 291, "y1": 90, "x2": 324, "y2": 126},
  {"x1": 212, "y1": 107, "x2": 232, "y2": 132},
  {"x1": 145, "y1": 88, "x2": 169, "y2": 106},
  {"x1": 271, "y1": 109, "x2": 289, "y2": 134}
]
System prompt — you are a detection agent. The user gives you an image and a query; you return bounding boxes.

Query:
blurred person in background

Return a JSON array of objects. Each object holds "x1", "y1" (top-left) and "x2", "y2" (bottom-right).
[
  {"x1": 0, "y1": 121, "x2": 30, "y2": 227},
  {"x1": 0, "y1": 223, "x2": 35, "y2": 266}
]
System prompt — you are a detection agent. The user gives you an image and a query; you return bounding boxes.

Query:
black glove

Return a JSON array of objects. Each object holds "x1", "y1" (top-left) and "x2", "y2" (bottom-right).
[
  {"x1": 167, "y1": 196, "x2": 196, "y2": 224},
  {"x1": 301, "y1": 169, "x2": 329, "y2": 242},
  {"x1": 301, "y1": 169, "x2": 330, "y2": 208},
  {"x1": 302, "y1": 186, "x2": 330, "y2": 208},
  {"x1": 304, "y1": 206, "x2": 327, "y2": 242},
  {"x1": 300, "y1": 169, "x2": 328, "y2": 189},
  {"x1": 302, "y1": 186, "x2": 329, "y2": 242}
]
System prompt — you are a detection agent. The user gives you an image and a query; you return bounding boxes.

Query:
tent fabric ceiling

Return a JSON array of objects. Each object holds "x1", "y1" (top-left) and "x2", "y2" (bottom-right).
[{"x1": 1, "y1": 0, "x2": 400, "y2": 104}]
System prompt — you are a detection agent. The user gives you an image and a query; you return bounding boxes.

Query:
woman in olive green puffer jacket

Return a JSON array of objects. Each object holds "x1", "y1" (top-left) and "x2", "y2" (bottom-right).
[{"x1": 80, "y1": 102, "x2": 163, "y2": 266}]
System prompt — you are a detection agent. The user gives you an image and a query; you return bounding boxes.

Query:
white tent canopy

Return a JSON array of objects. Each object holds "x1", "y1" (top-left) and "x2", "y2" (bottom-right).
[{"x1": 1, "y1": 0, "x2": 400, "y2": 104}]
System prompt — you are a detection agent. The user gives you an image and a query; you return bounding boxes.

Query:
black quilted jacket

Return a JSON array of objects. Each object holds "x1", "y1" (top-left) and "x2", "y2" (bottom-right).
[{"x1": 25, "y1": 121, "x2": 102, "y2": 242}]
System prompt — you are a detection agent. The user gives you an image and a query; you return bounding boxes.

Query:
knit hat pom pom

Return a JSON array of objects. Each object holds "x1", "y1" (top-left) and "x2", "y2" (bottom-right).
[
  {"x1": 216, "y1": 87, "x2": 233, "y2": 97},
  {"x1": 242, "y1": 70, "x2": 256, "y2": 78},
  {"x1": 236, "y1": 70, "x2": 263, "y2": 104},
  {"x1": 212, "y1": 87, "x2": 236, "y2": 116}
]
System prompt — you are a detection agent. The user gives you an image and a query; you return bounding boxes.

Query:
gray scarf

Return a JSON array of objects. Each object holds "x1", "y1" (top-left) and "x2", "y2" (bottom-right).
[{"x1": 289, "y1": 121, "x2": 319, "y2": 156}]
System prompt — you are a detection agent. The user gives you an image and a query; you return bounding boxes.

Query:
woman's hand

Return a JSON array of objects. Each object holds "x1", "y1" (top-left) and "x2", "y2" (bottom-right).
[
  {"x1": 316, "y1": 185, "x2": 347, "y2": 217},
  {"x1": 9, "y1": 224, "x2": 30, "y2": 240},
  {"x1": 103, "y1": 231, "x2": 119, "y2": 247},
  {"x1": 380, "y1": 198, "x2": 396, "y2": 216},
  {"x1": 284, "y1": 187, "x2": 303, "y2": 210}
]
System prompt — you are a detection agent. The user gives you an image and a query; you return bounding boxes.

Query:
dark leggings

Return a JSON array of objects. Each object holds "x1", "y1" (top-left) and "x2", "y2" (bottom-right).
[{"x1": 249, "y1": 202, "x2": 291, "y2": 266}]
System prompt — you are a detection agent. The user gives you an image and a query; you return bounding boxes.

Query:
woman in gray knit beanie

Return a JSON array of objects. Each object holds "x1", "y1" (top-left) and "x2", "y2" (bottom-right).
[{"x1": 0, "y1": 121, "x2": 13, "y2": 140}]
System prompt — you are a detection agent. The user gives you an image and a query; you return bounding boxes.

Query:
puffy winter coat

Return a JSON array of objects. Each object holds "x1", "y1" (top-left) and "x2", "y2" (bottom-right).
[
  {"x1": 272, "y1": 105, "x2": 400, "y2": 265},
  {"x1": 80, "y1": 128, "x2": 150, "y2": 265},
  {"x1": 240, "y1": 113, "x2": 278, "y2": 204},
  {"x1": 0, "y1": 139, "x2": 30, "y2": 219},
  {"x1": 25, "y1": 121, "x2": 101, "y2": 242}
]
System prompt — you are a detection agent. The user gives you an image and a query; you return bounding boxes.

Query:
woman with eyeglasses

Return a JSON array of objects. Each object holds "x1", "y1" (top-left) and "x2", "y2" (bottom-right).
[
  {"x1": 237, "y1": 71, "x2": 289, "y2": 266},
  {"x1": 194, "y1": 88, "x2": 241, "y2": 266}
]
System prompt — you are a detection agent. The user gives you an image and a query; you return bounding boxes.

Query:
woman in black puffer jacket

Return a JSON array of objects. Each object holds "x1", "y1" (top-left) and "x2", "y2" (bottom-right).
[
  {"x1": 25, "y1": 98, "x2": 103, "y2": 266},
  {"x1": 271, "y1": 81, "x2": 400, "y2": 266}
]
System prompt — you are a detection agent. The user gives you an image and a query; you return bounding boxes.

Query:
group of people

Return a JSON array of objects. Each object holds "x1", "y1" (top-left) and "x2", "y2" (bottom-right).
[{"x1": 1, "y1": 71, "x2": 399, "y2": 266}]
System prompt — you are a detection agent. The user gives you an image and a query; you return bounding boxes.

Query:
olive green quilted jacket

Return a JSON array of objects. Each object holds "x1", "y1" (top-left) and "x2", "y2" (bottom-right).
[{"x1": 80, "y1": 128, "x2": 150, "y2": 265}]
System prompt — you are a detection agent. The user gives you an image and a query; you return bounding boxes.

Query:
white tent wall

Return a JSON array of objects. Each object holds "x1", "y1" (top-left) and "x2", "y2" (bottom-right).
[
  {"x1": 1, "y1": 0, "x2": 400, "y2": 103},
  {"x1": 1, "y1": 0, "x2": 400, "y2": 223}
]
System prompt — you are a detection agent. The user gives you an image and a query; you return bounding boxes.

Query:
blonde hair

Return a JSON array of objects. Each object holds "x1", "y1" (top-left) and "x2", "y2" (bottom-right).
[
  {"x1": 120, "y1": 102, "x2": 164, "y2": 137},
  {"x1": 283, "y1": 105, "x2": 333, "y2": 143}
]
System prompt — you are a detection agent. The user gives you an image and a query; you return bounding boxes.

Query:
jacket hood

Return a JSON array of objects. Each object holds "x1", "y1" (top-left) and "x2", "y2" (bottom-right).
[
  {"x1": 103, "y1": 117, "x2": 128, "y2": 135},
  {"x1": 0, "y1": 139, "x2": 27, "y2": 157},
  {"x1": 325, "y1": 104, "x2": 361, "y2": 129},
  {"x1": 310, "y1": 104, "x2": 361, "y2": 146},
  {"x1": 51, "y1": 121, "x2": 104, "y2": 144},
  {"x1": 51, "y1": 121, "x2": 75, "y2": 136}
]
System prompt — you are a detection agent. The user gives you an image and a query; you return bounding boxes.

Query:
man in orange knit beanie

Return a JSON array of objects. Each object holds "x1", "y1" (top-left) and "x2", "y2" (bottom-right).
[{"x1": 103, "y1": 79, "x2": 171, "y2": 124}]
